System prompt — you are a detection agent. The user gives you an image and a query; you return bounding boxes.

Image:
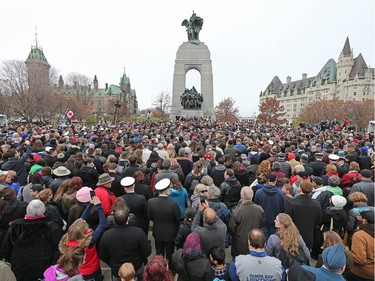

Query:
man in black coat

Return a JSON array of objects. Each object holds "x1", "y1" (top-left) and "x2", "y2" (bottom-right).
[
  {"x1": 0, "y1": 199, "x2": 62, "y2": 281},
  {"x1": 310, "y1": 152, "x2": 327, "y2": 176},
  {"x1": 120, "y1": 177, "x2": 149, "y2": 235},
  {"x1": 123, "y1": 156, "x2": 141, "y2": 177},
  {"x1": 108, "y1": 163, "x2": 124, "y2": 197},
  {"x1": 148, "y1": 178, "x2": 181, "y2": 269},
  {"x1": 78, "y1": 158, "x2": 99, "y2": 190},
  {"x1": 99, "y1": 201, "x2": 151, "y2": 281},
  {"x1": 2, "y1": 140, "x2": 32, "y2": 186},
  {"x1": 43, "y1": 147, "x2": 57, "y2": 168},
  {"x1": 285, "y1": 179, "x2": 322, "y2": 250}
]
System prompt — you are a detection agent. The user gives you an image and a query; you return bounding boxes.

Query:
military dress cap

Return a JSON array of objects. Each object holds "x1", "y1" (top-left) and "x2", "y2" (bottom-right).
[
  {"x1": 155, "y1": 178, "x2": 171, "y2": 191},
  {"x1": 328, "y1": 154, "x2": 339, "y2": 161},
  {"x1": 121, "y1": 177, "x2": 135, "y2": 187}
]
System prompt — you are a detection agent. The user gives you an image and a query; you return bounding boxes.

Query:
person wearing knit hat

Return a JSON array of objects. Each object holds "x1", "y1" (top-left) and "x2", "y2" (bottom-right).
[
  {"x1": 76, "y1": 186, "x2": 93, "y2": 203},
  {"x1": 320, "y1": 195, "x2": 347, "y2": 236},
  {"x1": 302, "y1": 243, "x2": 346, "y2": 280},
  {"x1": 172, "y1": 232, "x2": 214, "y2": 280}
]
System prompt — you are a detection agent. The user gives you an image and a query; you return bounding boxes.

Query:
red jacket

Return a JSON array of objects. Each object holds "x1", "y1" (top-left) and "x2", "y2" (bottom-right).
[
  {"x1": 67, "y1": 240, "x2": 99, "y2": 276},
  {"x1": 341, "y1": 171, "x2": 362, "y2": 190},
  {"x1": 94, "y1": 186, "x2": 116, "y2": 216}
]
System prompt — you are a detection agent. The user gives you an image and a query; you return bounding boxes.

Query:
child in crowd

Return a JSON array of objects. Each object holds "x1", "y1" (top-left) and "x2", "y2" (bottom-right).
[
  {"x1": 209, "y1": 247, "x2": 230, "y2": 281},
  {"x1": 174, "y1": 207, "x2": 195, "y2": 249},
  {"x1": 118, "y1": 262, "x2": 135, "y2": 281}
]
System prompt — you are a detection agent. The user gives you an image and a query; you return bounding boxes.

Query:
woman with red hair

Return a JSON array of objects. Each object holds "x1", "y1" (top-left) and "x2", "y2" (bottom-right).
[{"x1": 143, "y1": 255, "x2": 174, "y2": 281}]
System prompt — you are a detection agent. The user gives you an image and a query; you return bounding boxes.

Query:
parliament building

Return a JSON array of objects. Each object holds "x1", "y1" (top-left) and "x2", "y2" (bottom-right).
[
  {"x1": 259, "y1": 37, "x2": 374, "y2": 125},
  {"x1": 25, "y1": 42, "x2": 138, "y2": 117}
]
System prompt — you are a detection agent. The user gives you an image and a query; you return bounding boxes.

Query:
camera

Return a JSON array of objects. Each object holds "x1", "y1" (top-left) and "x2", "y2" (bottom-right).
[
  {"x1": 200, "y1": 196, "x2": 206, "y2": 205},
  {"x1": 90, "y1": 190, "x2": 95, "y2": 199}
]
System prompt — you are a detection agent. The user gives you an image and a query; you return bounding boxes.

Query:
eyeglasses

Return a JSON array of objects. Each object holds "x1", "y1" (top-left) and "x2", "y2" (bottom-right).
[{"x1": 200, "y1": 190, "x2": 208, "y2": 193}]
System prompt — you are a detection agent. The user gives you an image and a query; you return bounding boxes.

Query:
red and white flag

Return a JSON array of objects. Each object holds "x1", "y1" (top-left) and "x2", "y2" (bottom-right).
[{"x1": 65, "y1": 107, "x2": 75, "y2": 120}]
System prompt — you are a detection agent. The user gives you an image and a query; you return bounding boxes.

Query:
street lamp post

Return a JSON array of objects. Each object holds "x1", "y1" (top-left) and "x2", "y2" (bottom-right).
[{"x1": 114, "y1": 100, "x2": 121, "y2": 123}]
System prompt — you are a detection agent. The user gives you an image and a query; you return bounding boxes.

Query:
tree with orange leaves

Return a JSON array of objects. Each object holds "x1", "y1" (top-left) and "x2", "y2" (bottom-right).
[
  {"x1": 257, "y1": 97, "x2": 286, "y2": 125},
  {"x1": 215, "y1": 97, "x2": 239, "y2": 122},
  {"x1": 299, "y1": 99, "x2": 374, "y2": 132}
]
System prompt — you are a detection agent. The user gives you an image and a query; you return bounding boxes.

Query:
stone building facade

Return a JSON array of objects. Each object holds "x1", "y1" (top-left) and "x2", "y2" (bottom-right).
[
  {"x1": 259, "y1": 37, "x2": 374, "y2": 125},
  {"x1": 25, "y1": 43, "x2": 138, "y2": 117}
]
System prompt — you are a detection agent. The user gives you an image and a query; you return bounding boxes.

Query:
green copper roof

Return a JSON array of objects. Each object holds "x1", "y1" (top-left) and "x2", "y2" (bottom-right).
[
  {"x1": 315, "y1": 58, "x2": 337, "y2": 83},
  {"x1": 120, "y1": 73, "x2": 130, "y2": 85},
  {"x1": 91, "y1": 89, "x2": 108, "y2": 97},
  {"x1": 25, "y1": 47, "x2": 50, "y2": 66},
  {"x1": 109, "y1": 85, "x2": 122, "y2": 95},
  {"x1": 130, "y1": 89, "x2": 136, "y2": 97}
]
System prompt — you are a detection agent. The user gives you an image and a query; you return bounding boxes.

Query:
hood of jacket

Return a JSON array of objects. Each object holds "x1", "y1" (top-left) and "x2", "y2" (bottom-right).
[
  {"x1": 3, "y1": 198, "x2": 24, "y2": 216},
  {"x1": 327, "y1": 207, "x2": 346, "y2": 220},
  {"x1": 9, "y1": 218, "x2": 50, "y2": 245},
  {"x1": 359, "y1": 223, "x2": 374, "y2": 237},
  {"x1": 225, "y1": 176, "x2": 239, "y2": 184},
  {"x1": 262, "y1": 184, "x2": 280, "y2": 195},
  {"x1": 213, "y1": 164, "x2": 226, "y2": 172},
  {"x1": 43, "y1": 265, "x2": 70, "y2": 281}
]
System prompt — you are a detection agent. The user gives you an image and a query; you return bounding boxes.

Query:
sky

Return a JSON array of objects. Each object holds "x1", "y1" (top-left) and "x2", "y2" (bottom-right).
[{"x1": 1, "y1": 0, "x2": 374, "y2": 117}]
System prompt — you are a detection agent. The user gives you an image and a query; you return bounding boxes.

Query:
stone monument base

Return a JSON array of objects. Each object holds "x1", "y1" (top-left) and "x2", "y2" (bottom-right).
[{"x1": 179, "y1": 110, "x2": 204, "y2": 118}]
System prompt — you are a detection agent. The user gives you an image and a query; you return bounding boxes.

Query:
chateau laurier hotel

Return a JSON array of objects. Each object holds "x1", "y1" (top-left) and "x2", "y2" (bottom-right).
[{"x1": 260, "y1": 37, "x2": 374, "y2": 124}]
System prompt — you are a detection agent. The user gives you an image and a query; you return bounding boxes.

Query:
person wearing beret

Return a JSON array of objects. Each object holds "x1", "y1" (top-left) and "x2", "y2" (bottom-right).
[{"x1": 302, "y1": 243, "x2": 346, "y2": 280}]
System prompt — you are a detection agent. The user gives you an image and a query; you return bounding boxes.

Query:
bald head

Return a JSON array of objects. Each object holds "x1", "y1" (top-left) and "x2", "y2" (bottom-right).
[
  {"x1": 248, "y1": 228, "x2": 266, "y2": 250},
  {"x1": 203, "y1": 208, "x2": 216, "y2": 225}
]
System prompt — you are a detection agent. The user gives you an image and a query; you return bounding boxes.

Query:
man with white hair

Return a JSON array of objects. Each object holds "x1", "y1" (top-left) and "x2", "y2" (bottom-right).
[
  {"x1": 0, "y1": 199, "x2": 63, "y2": 281},
  {"x1": 156, "y1": 143, "x2": 169, "y2": 160}
]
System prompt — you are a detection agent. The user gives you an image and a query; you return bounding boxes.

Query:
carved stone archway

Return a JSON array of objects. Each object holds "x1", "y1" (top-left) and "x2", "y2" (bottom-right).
[{"x1": 170, "y1": 42, "x2": 214, "y2": 120}]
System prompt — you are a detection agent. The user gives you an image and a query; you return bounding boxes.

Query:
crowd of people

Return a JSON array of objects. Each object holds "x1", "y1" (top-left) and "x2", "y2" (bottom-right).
[{"x1": 0, "y1": 118, "x2": 373, "y2": 281}]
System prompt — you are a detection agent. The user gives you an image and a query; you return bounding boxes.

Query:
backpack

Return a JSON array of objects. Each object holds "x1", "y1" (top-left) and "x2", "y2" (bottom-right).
[
  {"x1": 216, "y1": 202, "x2": 231, "y2": 225},
  {"x1": 190, "y1": 178, "x2": 200, "y2": 192},
  {"x1": 117, "y1": 160, "x2": 129, "y2": 175},
  {"x1": 278, "y1": 246, "x2": 309, "y2": 269}
]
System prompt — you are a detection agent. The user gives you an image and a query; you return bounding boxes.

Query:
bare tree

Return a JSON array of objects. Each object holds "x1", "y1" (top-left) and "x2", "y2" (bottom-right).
[
  {"x1": 0, "y1": 60, "x2": 37, "y2": 122},
  {"x1": 49, "y1": 66, "x2": 60, "y2": 86},
  {"x1": 65, "y1": 72, "x2": 93, "y2": 103},
  {"x1": 152, "y1": 91, "x2": 171, "y2": 116}
]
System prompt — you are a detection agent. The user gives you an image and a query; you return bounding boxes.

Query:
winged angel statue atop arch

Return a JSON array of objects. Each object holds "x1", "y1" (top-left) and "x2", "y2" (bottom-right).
[{"x1": 182, "y1": 11, "x2": 204, "y2": 45}]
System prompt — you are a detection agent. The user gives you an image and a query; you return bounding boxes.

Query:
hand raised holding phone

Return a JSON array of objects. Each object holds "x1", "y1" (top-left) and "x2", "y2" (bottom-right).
[
  {"x1": 198, "y1": 198, "x2": 208, "y2": 212},
  {"x1": 90, "y1": 195, "x2": 101, "y2": 205}
]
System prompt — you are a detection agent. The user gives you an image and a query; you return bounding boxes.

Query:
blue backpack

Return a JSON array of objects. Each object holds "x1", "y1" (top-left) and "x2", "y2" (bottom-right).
[{"x1": 216, "y1": 202, "x2": 231, "y2": 225}]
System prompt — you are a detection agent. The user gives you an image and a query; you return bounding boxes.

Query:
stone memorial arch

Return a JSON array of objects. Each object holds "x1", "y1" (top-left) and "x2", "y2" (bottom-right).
[{"x1": 170, "y1": 12, "x2": 215, "y2": 120}]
